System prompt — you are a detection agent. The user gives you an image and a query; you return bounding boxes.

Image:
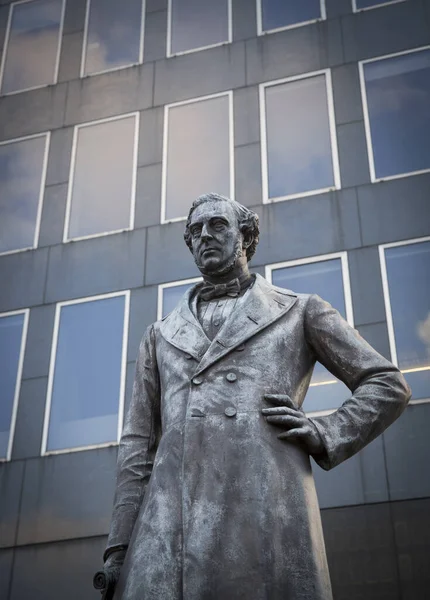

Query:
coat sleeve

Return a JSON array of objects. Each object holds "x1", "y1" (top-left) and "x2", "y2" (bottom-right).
[
  {"x1": 104, "y1": 324, "x2": 161, "y2": 560},
  {"x1": 304, "y1": 294, "x2": 411, "y2": 471}
]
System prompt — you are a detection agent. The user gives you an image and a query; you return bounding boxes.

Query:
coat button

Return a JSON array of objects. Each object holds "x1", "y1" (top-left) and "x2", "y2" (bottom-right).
[
  {"x1": 224, "y1": 406, "x2": 237, "y2": 417},
  {"x1": 185, "y1": 354, "x2": 193, "y2": 360},
  {"x1": 236, "y1": 344, "x2": 245, "y2": 352},
  {"x1": 226, "y1": 372, "x2": 237, "y2": 383},
  {"x1": 192, "y1": 377, "x2": 203, "y2": 385}
]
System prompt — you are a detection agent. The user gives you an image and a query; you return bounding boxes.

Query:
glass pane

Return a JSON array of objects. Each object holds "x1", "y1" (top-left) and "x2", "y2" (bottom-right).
[
  {"x1": 83, "y1": 0, "x2": 142, "y2": 76},
  {"x1": 165, "y1": 95, "x2": 231, "y2": 221},
  {"x1": 265, "y1": 75, "x2": 335, "y2": 200},
  {"x1": 68, "y1": 115, "x2": 136, "y2": 239},
  {"x1": 170, "y1": 0, "x2": 229, "y2": 55},
  {"x1": 1, "y1": 0, "x2": 63, "y2": 94},
  {"x1": 385, "y1": 241, "x2": 430, "y2": 401},
  {"x1": 0, "y1": 313, "x2": 25, "y2": 458},
  {"x1": 162, "y1": 282, "x2": 199, "y2": 317},
  {"x1": 364, "y1": 49, "x2": 430, "y2": 179},
  {"x1": 261, "y1": 0, "x2": 322, "y2": 32},
  {"x1": 0, "y1": 135, "x2": 47, "y2": 254},
  {"x1": 356, "y1": 0, "x2": 403, "y2": 9},
  {"x1": 272, "y1": 258, "x2": 351, "y2": 412},
  {"x1": 47, "y1": 295, "x2": 126, "y2": 451}
]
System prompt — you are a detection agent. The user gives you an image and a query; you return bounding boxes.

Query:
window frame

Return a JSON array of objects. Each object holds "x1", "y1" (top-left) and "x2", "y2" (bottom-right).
[
  {"x1": 259, "y1": 69, "x2": 341, "y2": 205},
  {"x1": 379, "y1": 235, "x2": 430, "y2": 406},
  {"x1": 0, "y1": 131, "x2": 50, "y2": 257},
  {"x1": 359, "y1": 45, "x2": 430, "y2": 184},
  {"x1": 41, "y1": 290, "x2": 130, "y2": 456},
  {"x1": 256, "y1": 0, "x2": 326, "y2": 36},
  {"x1": 166, "y1": 0, "x2": 233, "y2": 58},
  {"x1": 63, "y1": 112, "x2": 139, "y2": 243},
  {"x1": 80, "y1": 0, "x2": 146, "y2": 78},
  {"x1": 0, "y1": 308, "x2": 29, "y2": 462},
  {"x1": 160, "y1": 90, "x2": 235, "y2": 225},
  {"x1": 157, "y1": 277, "x2": 202, "y2": 320},
  {"x1": 0, "y1": 0, "x2": 66, "y2": 97},
  {"x1": 265, "y1": 252, "x2": 353, "y2": 417},
  {"x1": 352, "y1": 0, "x2": 407, "y2": 13}
]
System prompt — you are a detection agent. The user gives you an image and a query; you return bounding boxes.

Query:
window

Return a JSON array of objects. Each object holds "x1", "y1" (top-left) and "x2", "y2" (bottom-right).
[
  {"x1": 65, "y1": 114, "x2": 138, "y2": 241},
  {"x1": 167, "y1": 0, "x2": 231, "y2": 56},
  {"x1": 0, "y1": 0, "x2": 64, "y2": 95},
  {"x1": 380, "y1": 238, "x2": 430, "y2": 402},
  {"x1": 43, "y1": 292, "x2": 129, "y2": 454},
  {"x1": 158, "y1": 278, "x2": 202, "y2": 319},
  {"x1": 257, "y1": 0, "x2": 325, "y2": 34},
  {"x1": 81, "y1": 0, "x2": 144, "y2": 77},
  {"x1": 260, "y1": 71, "x2": 340, "y2": 203},
  {"x1": 360, "y1": 47, "x2": 430, "y2": 181},
  {"x1": 266, "y1": 254, "x2": 353, "y2": 414},
  {"x1": 353, "y1": 0, "x2": 406, "y2": 11},
  {"x1": 0, "y1": 310, "x2": 28, "y2": 460},
  {"x1": 0, "y1": 133, "x2": 49, "y2": 255},
  {"x1": 162, "y1": 92, "x2": 233, "y2": 223}
]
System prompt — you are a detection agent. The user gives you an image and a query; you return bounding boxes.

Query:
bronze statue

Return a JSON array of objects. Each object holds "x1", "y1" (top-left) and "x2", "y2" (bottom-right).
[{"x1": 97, "y1": 193, "x2": 410, "y2": 599}]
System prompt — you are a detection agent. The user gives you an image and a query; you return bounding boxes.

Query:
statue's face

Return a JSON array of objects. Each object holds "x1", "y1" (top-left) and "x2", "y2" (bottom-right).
[{"x1": 189, "y1": 200, "x2": 243, "y2": 275}]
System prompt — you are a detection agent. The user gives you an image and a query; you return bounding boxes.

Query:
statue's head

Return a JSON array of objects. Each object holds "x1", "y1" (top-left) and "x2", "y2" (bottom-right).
[{"x1": 184, "y1": 193, "x2": 259, "y2": 277}]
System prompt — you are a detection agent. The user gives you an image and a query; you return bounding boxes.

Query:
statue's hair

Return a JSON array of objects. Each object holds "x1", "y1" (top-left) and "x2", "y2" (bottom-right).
[{"x1": 183, "y1": 193, "x2": 260, "y2": 262}]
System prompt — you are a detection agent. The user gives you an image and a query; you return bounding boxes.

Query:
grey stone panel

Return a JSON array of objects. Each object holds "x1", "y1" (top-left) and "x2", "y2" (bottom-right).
[
  {"x1": 357, "y1": 174, "x2": 430, "y2": 247},
  {"x1": 153, "y1": 42, "x2": 246, "y2": 107},
  {"x1": 144, "y1": 8, "x2": 167, "y2": 62},
  {"x1": 254, "y1": 188, "x2": 361, "y2": 267},
  {"x1": 348, "y1": 246, "x2": 386, "y2": 326},
  {"x1": 57, "y1": 31, "x2": 84, "y2": 83},
  {"x1": 145, "y1": 220, "x2": 201, "y2": 285},
  {"x1": 357, "y1": 322, "x2": 391, "y2": 361},
  {"x1": 245, "y1": 19, "x2": 343, "y2": 86},
  {"x1": 45, "y1": 229, "x2": 146, "y2": 303},
  {"x1": 250, "y1": 265, "x2": 266, "y2": 277},
  {"x1": 22, "y1": 304, "x2": 56, "y2": 380},
  {"x1": 45, "y1": 127, "x2": 74, "y2": 187},
  {"x1": 313, "y1": 435, "x2": 388, "y2": 509},
  {"x1": 0, "y1": 460, "x2": 24, "y2": 548},
  {"x1": 337, "y1": 121, "x2": 371, "y2": 188},
  {"x1": 0, "y1": 5, "x2": 9, "y2": 50},
  {"x1": 0, "y1": 248, "x2": 49, "y2": 312},
  {"x1": 38, "y1": 183, "x2": 68, "y2": 248},
  {"x1": 233, "y1": 86, "x2": 260, "y2": 147},
  {"x1": 234, "y1": 142, "x2": 262, "y2": 207},
  {"x1": 146, "y1": 0, "x2": 167, "y2": 12},
  {"x1": 17, "y1": 449, "x2": 118, "y2": 545},
  {"x1": 325, "y1": 0, "x2": 353, "y2": 18},
  {"x1": 0, "y1": 549, "x2": 13, "y2": 600},
  {"x1": 62, "y1": 0, "x2": 87, "y2": 35},
  {"x1": 391, "y1": 497, "x2": 430, "y2": 600},
  {"x1": 321, "y1": 503, "x2": 399, "y2": 599},
  {"x1": 137, "y1": 107, "x2": 163, "y2": 167},
  {"x1": 125, "y1": 360, "x2": 136, "y2": 416},
  {"x1": 0, "y1": 84, "x2": 67, "y2": 140},
  {"x1": 232, "y1": 0, "x2": 257, "y2": 41},
  {"x1": 383, "y1": 403, "x2": 430, "y2": 501},
  {"x1": 135, "y1": 164, "x2": 162, "y2": 228},
  {"x1": 332, "y1": 63, "x2": 364, "y2": 126},
  {"x1": 127, "y1": 285, "x2": 158, "y2": 359},
  {"x1": 11, "y1": 377, "x2": 47, "y2": 461},
  {"x1": 9, "y1": 536, "x2": 108, "y2": 600},
  {"x1": 341, "y1": 0, "x2": 430, "y2": 63},
  {"x1": 64, "y1": 62, "x2": 154, "y2": 127}
]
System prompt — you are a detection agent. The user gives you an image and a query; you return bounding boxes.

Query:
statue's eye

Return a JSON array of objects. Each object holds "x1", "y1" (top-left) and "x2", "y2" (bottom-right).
[
  {"x1": 213, "y1": 220, "x2": 226, "y2": 231},
  {"x1": 190, "y1": 226, "x2": 201, "y2": 237}
]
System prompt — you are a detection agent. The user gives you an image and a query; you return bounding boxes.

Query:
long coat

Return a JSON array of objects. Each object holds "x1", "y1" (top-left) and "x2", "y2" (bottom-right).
[{"x1": 107, "y1": 274, "x2": 410, "y2": 600}]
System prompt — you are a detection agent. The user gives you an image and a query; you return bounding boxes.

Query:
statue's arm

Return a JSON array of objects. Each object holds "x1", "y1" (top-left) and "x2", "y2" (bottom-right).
[
  {"x1": 104, "y1": 324, "x2": 161, "y2": 560},
  {"x1": 304, "y1": 294, "x2": 411, "y2": 470}
]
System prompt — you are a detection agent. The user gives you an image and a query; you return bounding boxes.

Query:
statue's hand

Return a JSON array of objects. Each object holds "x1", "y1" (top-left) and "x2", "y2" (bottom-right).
[
  {"x1": 97, "y1": 548, "x2": 126, "y2": 596},
  {"x1": 262, "y1": 394, "x2": 324, "y2": 456}
]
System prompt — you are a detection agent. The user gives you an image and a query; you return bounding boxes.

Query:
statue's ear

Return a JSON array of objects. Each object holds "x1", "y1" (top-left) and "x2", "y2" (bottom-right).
[{"x1": 242, "y1": 231, "x2": 253, "y2": 249}]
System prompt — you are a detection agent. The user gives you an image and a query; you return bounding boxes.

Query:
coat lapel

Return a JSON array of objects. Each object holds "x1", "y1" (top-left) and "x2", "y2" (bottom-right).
[{"x1": 194, "y1": 274, "x2": 297, "y2": 376}]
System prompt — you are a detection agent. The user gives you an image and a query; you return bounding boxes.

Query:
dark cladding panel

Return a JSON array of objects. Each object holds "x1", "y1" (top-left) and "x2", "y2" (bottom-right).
[{"x1": 0, "y1": 460, "x2": 24, "y2": 548}]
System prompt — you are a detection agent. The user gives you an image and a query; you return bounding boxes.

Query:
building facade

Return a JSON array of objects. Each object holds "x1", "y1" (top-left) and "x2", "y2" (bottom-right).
[{"x1": 0, "y1": 0, "x2": 430, "y2": 598}]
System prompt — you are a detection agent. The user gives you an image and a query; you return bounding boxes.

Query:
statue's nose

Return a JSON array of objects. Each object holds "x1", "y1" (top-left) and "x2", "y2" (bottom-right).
[{"x1": 201, "y1": 224, "x2": 213, "y2": 240}]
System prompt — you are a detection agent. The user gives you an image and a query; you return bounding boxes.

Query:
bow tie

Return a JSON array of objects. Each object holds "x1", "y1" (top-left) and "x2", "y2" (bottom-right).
[{"x1": 199, "y1": 278, "x2": 241, "y2": 301}]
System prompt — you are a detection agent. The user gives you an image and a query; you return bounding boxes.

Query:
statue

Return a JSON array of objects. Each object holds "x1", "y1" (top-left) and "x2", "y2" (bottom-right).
[{"x1": 96, "y1": 193, "x2": 411, "y2": 599}]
